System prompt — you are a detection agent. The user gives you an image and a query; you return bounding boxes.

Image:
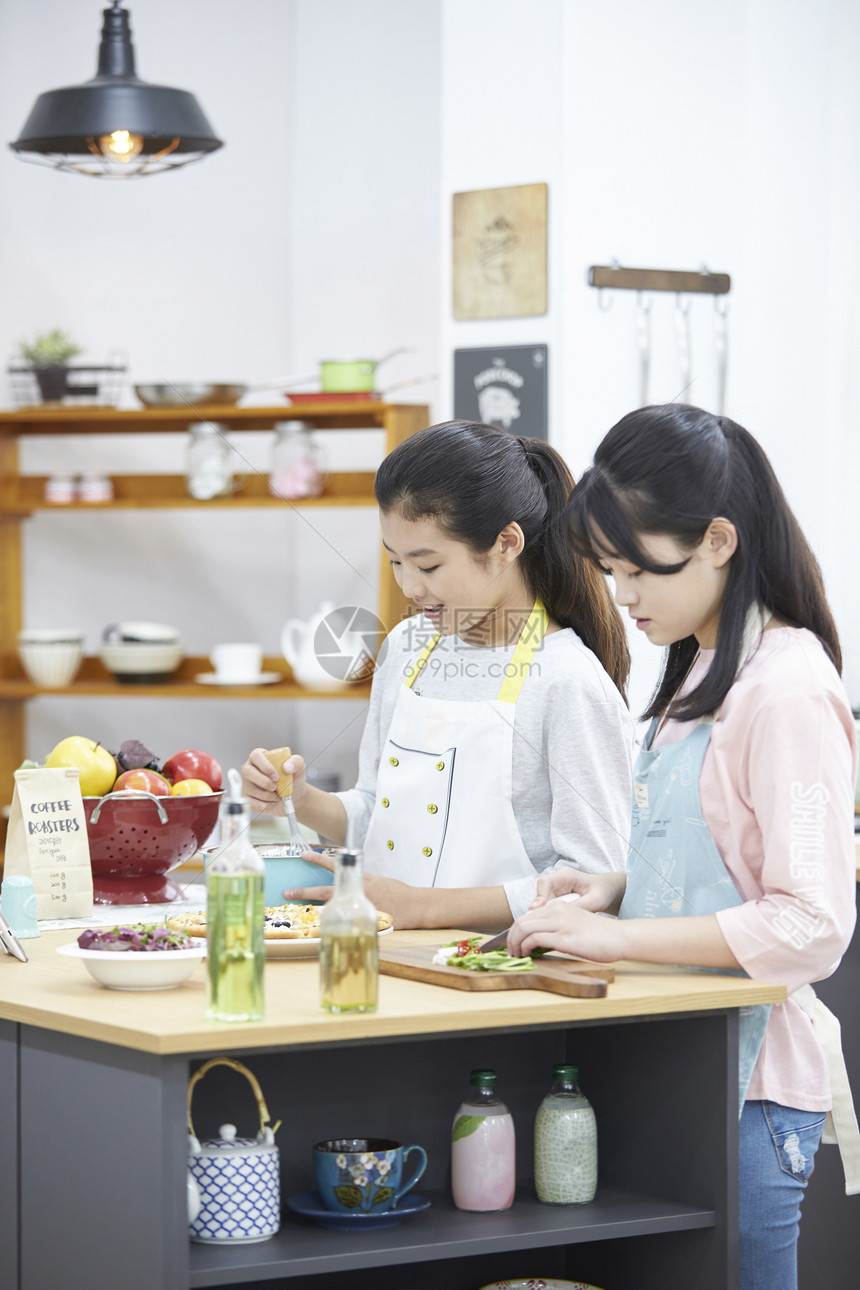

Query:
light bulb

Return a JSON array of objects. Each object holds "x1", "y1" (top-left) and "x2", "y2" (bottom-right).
[{"x1": 97, "y1": 130, "x2": 144, "y2": 161}]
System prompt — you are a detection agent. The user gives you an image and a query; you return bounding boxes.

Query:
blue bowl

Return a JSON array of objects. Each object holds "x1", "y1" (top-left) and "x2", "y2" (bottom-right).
[{"x1": 260, "y1": 852, "x2": 333, "y2": 906}]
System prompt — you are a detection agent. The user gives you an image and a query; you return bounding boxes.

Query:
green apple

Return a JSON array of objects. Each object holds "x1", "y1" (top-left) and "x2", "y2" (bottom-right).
[{"x1": 45, "y1": 736, "x2": 117, "y2": 797}]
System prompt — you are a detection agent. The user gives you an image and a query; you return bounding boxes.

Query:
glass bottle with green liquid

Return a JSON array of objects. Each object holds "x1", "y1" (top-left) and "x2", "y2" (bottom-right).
[
  {"x1": 319, "y1": 846, "x2": 378, "y2": 1013},
  {"x1": 206, "y1": 768, "x2": 265, "y2": 1022}
]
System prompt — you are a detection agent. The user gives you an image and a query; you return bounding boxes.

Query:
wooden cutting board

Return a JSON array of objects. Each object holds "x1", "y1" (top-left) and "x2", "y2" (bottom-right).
[{"x1": 378, "y1": 944, "x2": 614, "y2": 998}]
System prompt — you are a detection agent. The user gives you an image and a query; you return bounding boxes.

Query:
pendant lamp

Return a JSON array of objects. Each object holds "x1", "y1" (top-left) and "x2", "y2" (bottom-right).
[{"x1": 9, "y1": 1, "x2": 223, "y2": 179}]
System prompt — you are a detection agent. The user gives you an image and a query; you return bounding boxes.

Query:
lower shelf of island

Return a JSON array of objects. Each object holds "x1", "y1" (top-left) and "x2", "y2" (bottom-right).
[{"x1": 189, "y1": 1185, "x2": 716, "y2": 1285}]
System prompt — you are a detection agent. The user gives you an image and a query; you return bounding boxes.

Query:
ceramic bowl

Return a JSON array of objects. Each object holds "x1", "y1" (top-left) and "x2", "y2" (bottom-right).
[
  {"x1": 98, "y1": 640, "x2": 184, "y2": 683},
  {"x1": 17, "y1": 629, "x2": 84, "y2": 687},
  {"x1": 478, "y1": 1282, "x2": 605, "y2": 1290},
  {"x1": 57, "y1": 941, "x2": 206, "y2": 990},
  {"x1": 255, "y1": 846, "x2": 334, "y2": 905}
]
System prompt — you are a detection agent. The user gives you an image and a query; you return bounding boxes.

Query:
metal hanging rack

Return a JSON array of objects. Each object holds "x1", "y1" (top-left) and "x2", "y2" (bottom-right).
[
  {"x1": 588, "y1": 263, "x2": 732, "y2": 412},
  {"x1": 588, "y1": 264, "x2": 731, "y2": 295}
]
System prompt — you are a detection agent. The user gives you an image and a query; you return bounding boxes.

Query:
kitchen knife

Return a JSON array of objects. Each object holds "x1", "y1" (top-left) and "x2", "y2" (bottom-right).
[{"x1": 478, "y1": 892, "x2": 581, "y2": 953}]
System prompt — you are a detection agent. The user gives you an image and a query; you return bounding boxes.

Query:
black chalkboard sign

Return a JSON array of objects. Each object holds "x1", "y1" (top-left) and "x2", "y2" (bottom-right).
[{"x1": 453, "y1": 344, "x2": 548, "y2": 440}]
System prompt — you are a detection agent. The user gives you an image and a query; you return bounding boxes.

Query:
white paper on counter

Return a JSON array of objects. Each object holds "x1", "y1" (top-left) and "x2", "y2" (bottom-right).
[{"x1": 38, "y1": 884, "x2": 207, "y2": 931}]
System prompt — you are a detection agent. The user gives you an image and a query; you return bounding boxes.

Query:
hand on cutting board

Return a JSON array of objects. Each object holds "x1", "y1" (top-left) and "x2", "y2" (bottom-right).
[
  {"x1": 241, "y1": 747, "x2": 307, "y2": 816},
  {"x1": 529, "y1": 867, "x2": 627, "y2": 915},
  {"x1": 507, "y1": 896, "x2": 624, "y2": 963}
]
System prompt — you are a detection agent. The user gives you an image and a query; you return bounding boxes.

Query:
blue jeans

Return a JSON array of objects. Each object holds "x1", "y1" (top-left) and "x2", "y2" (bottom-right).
[{"x1": 740, "y1": 1100, "x2": 825, "y2": 1290}]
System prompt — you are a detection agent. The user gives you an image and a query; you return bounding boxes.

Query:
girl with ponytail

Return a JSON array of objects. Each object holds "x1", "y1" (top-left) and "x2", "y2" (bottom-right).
[
  {"x1": 243, "y1": 419, "x2": 634, "y2": 931},
  {"x1": 508, "y1": 404, "x2": 858, "y2": 1290}
]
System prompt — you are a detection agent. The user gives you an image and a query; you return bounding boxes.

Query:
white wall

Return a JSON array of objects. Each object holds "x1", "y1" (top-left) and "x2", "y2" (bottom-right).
[
  {"x1": 440, "y1": 0, "x2": 860, "y2": 715},
  {"x1": 0, "y1": 0, "x2": 441, "y2": 783},
  {"x1": 1, "y1": 0, "x2": 857, "y2": 788}
]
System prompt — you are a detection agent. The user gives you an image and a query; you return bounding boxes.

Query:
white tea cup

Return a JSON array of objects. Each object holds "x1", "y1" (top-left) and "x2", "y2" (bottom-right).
[{"x1": 210, "y1": 643, "x2": 263, "y2": 683}]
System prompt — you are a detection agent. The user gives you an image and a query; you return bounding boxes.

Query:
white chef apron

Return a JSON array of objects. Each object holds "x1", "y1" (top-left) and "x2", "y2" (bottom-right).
[{"x1": 362, "y1": 601, "x2": 548, "y2": 887}]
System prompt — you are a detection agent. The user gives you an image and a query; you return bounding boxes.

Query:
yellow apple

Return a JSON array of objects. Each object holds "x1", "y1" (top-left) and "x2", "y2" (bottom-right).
[
  {"x1": 45, "y1": 736, "x2": 117, "y2": 797},
  {"x1": 169, "y1": 778, "x2": 214, "y2": 796}
]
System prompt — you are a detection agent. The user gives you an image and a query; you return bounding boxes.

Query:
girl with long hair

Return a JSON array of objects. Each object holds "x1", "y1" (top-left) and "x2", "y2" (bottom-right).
[
  {"x1": 243, "y1": 419, "x2": 634, "y2": 930},
  {"x1": 507, "y1": 403, "x2": 858, "y2": 1290}
]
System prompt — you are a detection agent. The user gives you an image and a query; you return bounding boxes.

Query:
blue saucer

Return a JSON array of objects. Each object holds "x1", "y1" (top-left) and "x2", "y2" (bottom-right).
[{"x1": 286, "y1": 1190, "x2": 431, "y2": 1231}]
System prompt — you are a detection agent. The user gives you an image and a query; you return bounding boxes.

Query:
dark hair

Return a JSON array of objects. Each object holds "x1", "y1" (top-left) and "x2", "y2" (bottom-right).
[
  {"x1": 374, "y1": 419, "x2": 630, "y2": 697},
  {"x1": 566, "y1": 404, "x2": 841, "y2": 721}
]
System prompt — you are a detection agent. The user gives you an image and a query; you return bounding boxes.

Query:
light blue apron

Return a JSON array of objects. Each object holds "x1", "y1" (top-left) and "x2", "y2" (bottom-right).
[{"x1": 619, "y1": 714, "x2": 772, "y2": 1113}]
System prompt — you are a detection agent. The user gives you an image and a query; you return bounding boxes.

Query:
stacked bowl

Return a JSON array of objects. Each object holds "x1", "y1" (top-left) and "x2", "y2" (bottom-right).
[
  {"x1": 98, "y1": 621, "x2": 184, "y2": 683},
  {"x1": 18, "y1": 628, "x2": 84, "y2": 687}
]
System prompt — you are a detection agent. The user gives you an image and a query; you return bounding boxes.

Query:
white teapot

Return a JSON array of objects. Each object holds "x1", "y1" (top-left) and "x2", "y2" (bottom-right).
[
  {"x1": 187, "y1": 1057, "x2": 281, "y2": 1245},
  {"x1": 281, "y1": 601, "x2": 372, "y2": 691}
]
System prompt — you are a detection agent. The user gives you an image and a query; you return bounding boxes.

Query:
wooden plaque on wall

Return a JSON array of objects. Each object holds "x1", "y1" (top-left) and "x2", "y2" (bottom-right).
[{"x1": 452, "y1": 182, "x2": 548, "y2": 320}]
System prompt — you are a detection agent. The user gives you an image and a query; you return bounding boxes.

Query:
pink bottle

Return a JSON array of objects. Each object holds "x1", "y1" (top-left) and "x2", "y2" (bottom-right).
[{"x1": 451, "y1": 1068, "x2": 516, "y2": 1211}]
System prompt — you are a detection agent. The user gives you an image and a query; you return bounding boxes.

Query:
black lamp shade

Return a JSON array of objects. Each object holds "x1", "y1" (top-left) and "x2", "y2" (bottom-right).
[
  {"x1": 9, "y1": 3, "x2": 223, "y2": 178},
  {"x1": 12, "y1": 82, "x2": 223, "y2": 155}
]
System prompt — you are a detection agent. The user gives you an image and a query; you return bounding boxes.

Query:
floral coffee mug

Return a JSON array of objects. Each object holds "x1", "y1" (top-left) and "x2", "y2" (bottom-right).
[{"x1": 313, "y1": 1137, "x2": 428, "y2": 1214}]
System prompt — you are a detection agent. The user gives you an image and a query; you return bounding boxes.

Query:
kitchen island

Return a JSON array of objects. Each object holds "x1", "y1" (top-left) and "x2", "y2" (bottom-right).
[{"x1": 0, "y1": 927, "x2": 784, "y2": 1290}]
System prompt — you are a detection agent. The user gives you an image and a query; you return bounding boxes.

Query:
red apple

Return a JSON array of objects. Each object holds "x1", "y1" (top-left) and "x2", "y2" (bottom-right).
[
  {"x1": 162, "y1": 748, "x2": 223, "y2": 792},
  {"x1": 113, "y1": 768, "x2": 171, "y2": 796}
]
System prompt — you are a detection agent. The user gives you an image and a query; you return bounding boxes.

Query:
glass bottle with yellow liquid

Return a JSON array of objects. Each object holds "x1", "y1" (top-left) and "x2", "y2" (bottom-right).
[
  {"x1": 319, "y1": 846, "x2": 378, "y2": 1013},
  {"x1": 206, "y1": 768, "x2": 265, "y2": 1022}
]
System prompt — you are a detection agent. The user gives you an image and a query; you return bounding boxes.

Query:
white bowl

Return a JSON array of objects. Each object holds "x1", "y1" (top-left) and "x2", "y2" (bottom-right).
[
  {"x1": 99, "y1": 640, "x2": 184, "y2": 682},
  {"x1": 18, "y1": 632, "x2": 84, "y2": 687},
  {"x1": 57, "y1": 941, "x2": 206, "y2": 990}
]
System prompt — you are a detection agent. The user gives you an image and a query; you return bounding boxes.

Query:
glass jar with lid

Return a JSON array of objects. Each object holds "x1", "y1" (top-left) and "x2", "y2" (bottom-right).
[
  {"x1": 186, "y1": 423, "x2": 233, "y2": 500},
  {"x1": 269, "y1": 422, "x2": 325, "y2": 499}
]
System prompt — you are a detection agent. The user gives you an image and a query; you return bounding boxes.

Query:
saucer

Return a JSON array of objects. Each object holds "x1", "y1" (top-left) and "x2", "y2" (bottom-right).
[
  {"x1": 286, "y1": 1190, "x2": 430, "y2": 1231},
  {"x1": 195, "y1": 671, "x2": 282, "y2": 686}
]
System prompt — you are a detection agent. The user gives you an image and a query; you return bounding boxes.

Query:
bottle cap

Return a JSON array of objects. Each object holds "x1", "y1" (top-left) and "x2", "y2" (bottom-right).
[
  {"x1": 469, "y1": 1068, "x2": 497, "y2": 1086},
  {"x1": 552, "y1": 1063, "x2": 579, "y2": 1081}
]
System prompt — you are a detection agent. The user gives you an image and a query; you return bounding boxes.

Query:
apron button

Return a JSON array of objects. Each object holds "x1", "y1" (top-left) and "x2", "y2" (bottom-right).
[
  {"x1": 389, "y1": 756, "x2": 399, "y2": 767},
  {"x1": 422, "y1": 846, "x2": 433, "y2": 857},
  {"x1": 427, "y1": 804, "x2": 438, "y2": 814},
  {"x1": 435, "y1": 761, "x2": 445, "y2": 771},
  {"x1": 381, "y1": 797, "x2": 389, "y2": 808},
  {"x1": 386, "y1": 840, "x2": 394, "y2": 850}
]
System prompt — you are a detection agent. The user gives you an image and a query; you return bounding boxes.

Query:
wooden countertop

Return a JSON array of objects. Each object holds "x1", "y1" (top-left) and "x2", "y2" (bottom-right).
[{"x1": 0, "y1": 927, "x2": 786, "y2": 1057}]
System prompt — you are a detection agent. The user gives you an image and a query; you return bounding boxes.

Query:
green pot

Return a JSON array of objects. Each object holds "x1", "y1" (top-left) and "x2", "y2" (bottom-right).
[{"x1": 319, "y1": 359, "x2": 378, "y2": 393}]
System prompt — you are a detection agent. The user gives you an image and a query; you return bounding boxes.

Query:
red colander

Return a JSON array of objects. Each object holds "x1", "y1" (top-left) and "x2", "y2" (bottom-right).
[{"x1": 83, "y1": 789, "x2": 222, "y2": 905}]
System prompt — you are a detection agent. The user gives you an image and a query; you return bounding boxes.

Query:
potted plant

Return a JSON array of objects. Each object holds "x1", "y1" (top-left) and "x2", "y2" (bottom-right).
[{"x1": 16, "y1": 329, "x2": 83, "y2": 401}]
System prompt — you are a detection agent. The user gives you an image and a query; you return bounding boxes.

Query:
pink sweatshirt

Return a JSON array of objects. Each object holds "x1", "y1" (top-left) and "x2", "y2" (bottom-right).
[{"x1": 652, "y1": 626, "x2": 857, "y2": 1110}]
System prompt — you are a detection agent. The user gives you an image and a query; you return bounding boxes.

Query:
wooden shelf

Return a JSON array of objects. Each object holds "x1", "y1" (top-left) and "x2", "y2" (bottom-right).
[
  {"x1": 4, "y1": 470, "x2": 377, "y2": 513},
  {"x1": 0, "y1": 400, "x2": 429, "y2": 854},
  {"x1": 0, "y1": 655, "x2": 373, "y2": 700},
  {"x1": 0, "y1": 400, "x2": 404, "y2": 435}
]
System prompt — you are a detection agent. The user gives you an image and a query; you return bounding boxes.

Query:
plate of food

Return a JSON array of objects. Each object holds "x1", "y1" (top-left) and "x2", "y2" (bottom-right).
[
  {"x1": 166, "y1": 903, "x2": 394, "y2": 959},
  {"x1": 57, "y1": 923, "x2": 206, "y2": 989}
]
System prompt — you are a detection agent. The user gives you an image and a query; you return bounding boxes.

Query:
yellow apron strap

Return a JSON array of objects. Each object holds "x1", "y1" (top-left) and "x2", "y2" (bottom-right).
[
  {"x1": 402, "y1": 600, "x2": 548, "y2": 699},
  {"x1": 403, "y1": 633, "x2": 441, "y2": 690},
  {"x1": 793, "y1": 983, "x2": 860, "y2": 1195},
  {"x1": 496, "y1": 600, "x2": 549, "y2": 704}
]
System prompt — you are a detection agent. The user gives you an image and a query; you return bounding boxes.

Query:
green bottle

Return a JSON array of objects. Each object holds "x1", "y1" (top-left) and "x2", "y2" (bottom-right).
[
  {"x1": 534, "y1": 1063, "x2": 597, "y2": 1204},
  {"x1": 206, "y1": 768, "x2": 265, "y2": 1022}
]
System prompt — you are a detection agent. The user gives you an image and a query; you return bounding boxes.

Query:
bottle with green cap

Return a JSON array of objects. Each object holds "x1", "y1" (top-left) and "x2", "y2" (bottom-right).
[
  {"x1": 534, "y1": 1063, "x2": 597, "y2": 1204},
  {"x1": 451, "y1": 1068, "x2": 515, "y2": 1211}
]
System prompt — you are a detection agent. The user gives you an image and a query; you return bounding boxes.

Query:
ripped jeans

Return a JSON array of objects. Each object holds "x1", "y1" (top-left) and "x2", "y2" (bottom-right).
[{"x1": 740, "y1": 1100, "x2": 825, "y2": 1290}]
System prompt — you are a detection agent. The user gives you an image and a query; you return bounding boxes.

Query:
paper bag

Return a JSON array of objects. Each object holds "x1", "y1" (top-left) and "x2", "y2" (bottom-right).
[{"x1": 4, "y1": 766, "x2": 94, "y2": 918}]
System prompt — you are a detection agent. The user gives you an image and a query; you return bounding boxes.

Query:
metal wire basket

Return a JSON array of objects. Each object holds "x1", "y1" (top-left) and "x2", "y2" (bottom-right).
[{"x1": 6, "y1": 353, "x2": 127, "y2": 407}]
